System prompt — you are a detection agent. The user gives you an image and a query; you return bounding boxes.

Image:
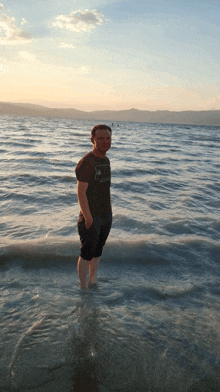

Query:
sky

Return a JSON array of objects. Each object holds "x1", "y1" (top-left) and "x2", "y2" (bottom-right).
[{"x1": 0, "y1": 0, "x2": 220, "y2": 111}]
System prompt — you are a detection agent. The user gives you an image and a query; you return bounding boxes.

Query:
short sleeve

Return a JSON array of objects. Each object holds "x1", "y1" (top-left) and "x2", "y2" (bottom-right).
[{"x1": 75, "y1": 156, "x2": 95, "y2": 182}]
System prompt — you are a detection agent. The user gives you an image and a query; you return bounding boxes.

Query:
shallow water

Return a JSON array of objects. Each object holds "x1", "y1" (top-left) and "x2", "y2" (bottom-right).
[{"x1": 0, "y1": 115, "x2": 220, "y2": 391}]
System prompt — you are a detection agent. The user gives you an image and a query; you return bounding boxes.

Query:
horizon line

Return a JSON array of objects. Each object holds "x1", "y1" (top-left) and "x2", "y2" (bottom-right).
[{"x1": 1, "y1": 101, "x2": 220, "y2": 113}]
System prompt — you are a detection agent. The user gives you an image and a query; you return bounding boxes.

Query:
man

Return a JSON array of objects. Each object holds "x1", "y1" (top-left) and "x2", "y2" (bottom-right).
[{"x1": 75, "y1": 124, "x2": 112, "y2": 289}]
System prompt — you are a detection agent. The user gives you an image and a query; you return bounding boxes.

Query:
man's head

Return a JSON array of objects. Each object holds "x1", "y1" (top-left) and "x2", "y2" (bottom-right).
[
  {"x1": 91, "y1": 124, "x2": 112, "y2": 157},
  {"x1": 91, "y1": 124, "x2": 112, "y2": 141}
]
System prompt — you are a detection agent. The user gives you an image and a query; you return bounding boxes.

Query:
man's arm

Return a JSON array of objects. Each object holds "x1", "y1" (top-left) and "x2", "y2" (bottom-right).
[{"x1": 77, "y1": 181, "x2": 93, "y2": 229}]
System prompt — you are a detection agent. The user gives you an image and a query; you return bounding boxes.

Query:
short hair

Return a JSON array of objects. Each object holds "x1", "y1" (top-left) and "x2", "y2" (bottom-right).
[{"x1": 91, "y1": 124, "x2": 112, "y2": 139}]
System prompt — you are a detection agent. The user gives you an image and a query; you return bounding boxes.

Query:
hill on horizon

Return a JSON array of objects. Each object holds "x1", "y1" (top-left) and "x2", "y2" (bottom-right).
[{"x1": 0, "y1": 101, "x2": 220, "y2": 126}]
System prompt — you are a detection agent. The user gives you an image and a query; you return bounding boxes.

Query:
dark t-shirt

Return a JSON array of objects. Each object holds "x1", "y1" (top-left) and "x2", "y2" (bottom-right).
[{"x1": 75, "y1": 152, "x2": 111, "y2": 218}]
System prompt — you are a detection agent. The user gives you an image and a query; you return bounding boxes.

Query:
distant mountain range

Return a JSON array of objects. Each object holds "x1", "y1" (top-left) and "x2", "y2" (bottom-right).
[{"x1": 1, "y1": 101, "x2": 220, "y2": 126}]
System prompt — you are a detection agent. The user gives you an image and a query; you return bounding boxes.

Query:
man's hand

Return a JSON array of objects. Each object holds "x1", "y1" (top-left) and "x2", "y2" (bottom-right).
[{"x1": 85, "y1": 217, "x2": 93, "y2": 230}]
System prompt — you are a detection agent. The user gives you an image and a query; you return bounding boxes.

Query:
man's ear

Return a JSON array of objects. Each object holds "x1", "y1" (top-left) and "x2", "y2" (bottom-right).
[{"x1": 91, "y1": 137, "x2": 94, "y2": 144}]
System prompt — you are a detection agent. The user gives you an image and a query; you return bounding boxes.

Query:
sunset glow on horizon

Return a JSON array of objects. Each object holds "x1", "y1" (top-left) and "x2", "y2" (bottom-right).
[{"x1": 1, "y1": 0, "x2": 220, "y2": 112}]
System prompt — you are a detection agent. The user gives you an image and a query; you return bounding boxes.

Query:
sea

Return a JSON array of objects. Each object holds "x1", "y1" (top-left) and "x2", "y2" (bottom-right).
[{"x1": 0, "y1": 114, "x2": 220, "y2": 392}]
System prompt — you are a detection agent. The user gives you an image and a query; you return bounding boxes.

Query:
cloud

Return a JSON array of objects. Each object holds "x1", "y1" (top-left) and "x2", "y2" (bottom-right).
[
  {"x1": 59, "y1": 42, "x2": 75, "y2": 49},
  {"x1": 21, "y1": 18, "x2": 28, "y2": 26},
  {"x1": 78, "y1": 65, "x2": 90, "y2": 74},
  {"x1": 18, "y1": 51, "x2": 36, "y2": 61},
  {"x1": 0, "y1": 12, "x2": 32, "y2": 44},
  {"x1": 0, "y1": 4, "x2": 4, "y2": 10},
  {"x1": 52, "y1": 9, "x2": 104, "y2": 32}
]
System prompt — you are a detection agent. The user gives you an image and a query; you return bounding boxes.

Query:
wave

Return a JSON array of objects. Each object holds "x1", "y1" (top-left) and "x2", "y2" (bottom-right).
[{"x1": 0, "y1": 235, "x2": 219, "y2": 268}]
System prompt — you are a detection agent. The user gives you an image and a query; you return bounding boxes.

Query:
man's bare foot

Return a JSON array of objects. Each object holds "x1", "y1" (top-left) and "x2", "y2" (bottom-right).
[{"x1": 79, "y1": 285, "x2": 88, "y2": 290}]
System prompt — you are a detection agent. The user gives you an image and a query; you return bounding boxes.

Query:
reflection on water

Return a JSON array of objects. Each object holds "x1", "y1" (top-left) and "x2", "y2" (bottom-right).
[
  {"x1": 69, "y1": 302, "x2": 104, "y2": 392},
  {"x1": 2, "y1": 287, "x2": 220, "y2": 392}
]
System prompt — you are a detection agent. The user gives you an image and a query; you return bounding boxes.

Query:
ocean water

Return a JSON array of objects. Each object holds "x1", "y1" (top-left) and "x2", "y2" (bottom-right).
[{"x1": 0, "y1": 114, "x2": 220, "y2": 392}]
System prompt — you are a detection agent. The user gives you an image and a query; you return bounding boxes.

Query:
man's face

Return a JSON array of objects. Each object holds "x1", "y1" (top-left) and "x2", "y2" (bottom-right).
[{"x1": 92, "y1": 129, "x2": 111, "y2": 154}]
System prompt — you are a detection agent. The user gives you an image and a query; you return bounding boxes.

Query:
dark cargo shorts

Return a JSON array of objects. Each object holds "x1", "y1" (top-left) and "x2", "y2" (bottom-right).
[{"x1": 77, "y1": 212, "x2": 112, "y2": 261}]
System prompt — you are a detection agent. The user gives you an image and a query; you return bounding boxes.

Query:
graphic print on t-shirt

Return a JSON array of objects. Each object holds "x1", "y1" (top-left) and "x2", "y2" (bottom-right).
[{"x1": 95, "y1": 164, "x2": 110, "y2": 182}]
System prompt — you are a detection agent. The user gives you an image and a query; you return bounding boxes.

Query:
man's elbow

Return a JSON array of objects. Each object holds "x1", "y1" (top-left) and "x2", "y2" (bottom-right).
[{"x1": 77, "y1": 189, "x2": 87, "y2": 198}]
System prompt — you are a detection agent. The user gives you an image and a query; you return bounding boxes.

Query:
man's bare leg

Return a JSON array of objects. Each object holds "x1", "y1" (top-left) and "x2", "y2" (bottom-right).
[
  {"x1": 89, "y1": 257, "x2": 100, "y2": 285},
  {"x1": 77, "y1": 257, "x2": 89, "y2": 288}
]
